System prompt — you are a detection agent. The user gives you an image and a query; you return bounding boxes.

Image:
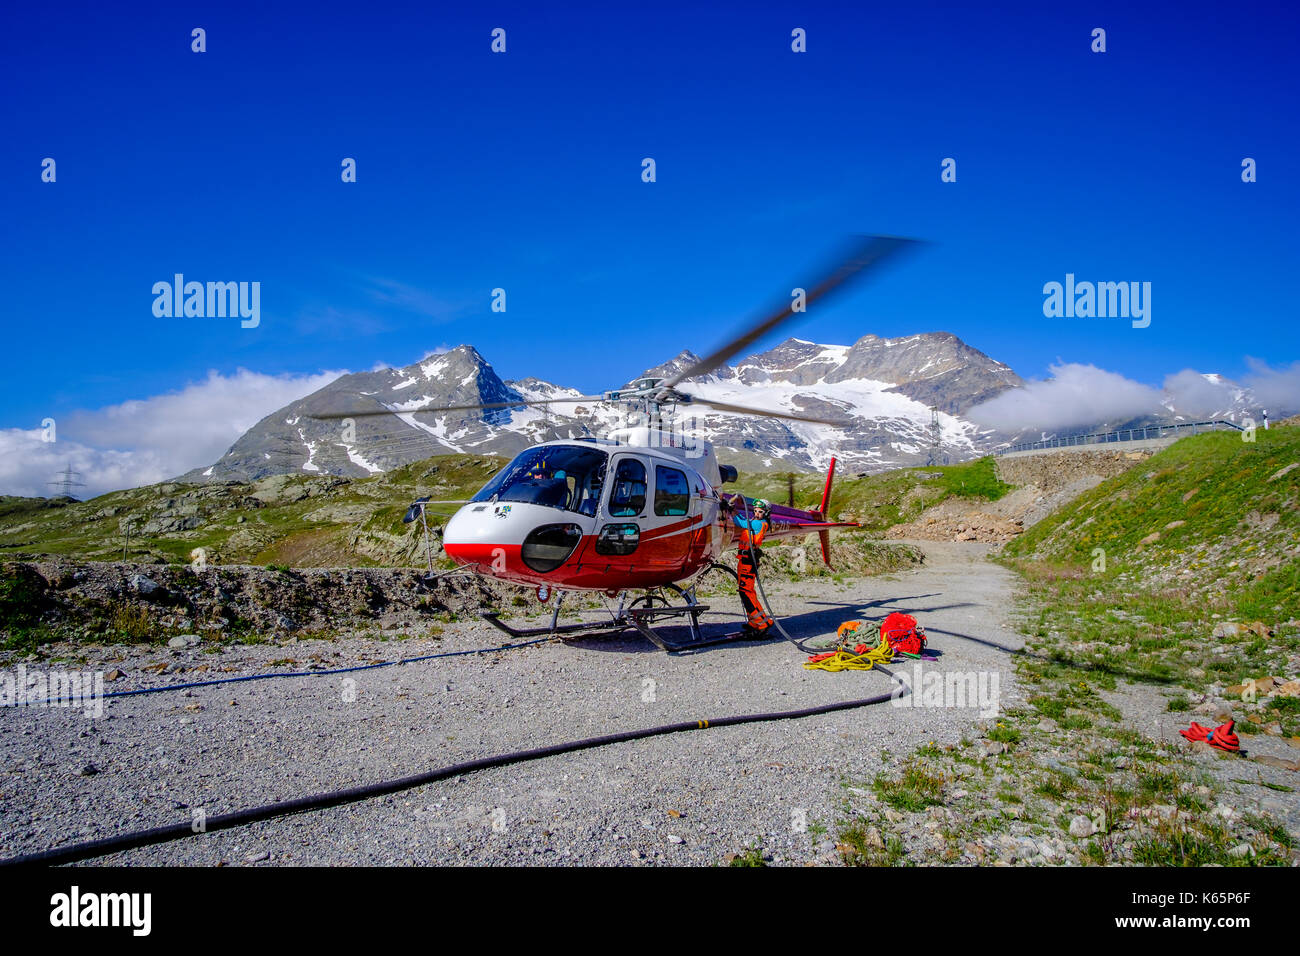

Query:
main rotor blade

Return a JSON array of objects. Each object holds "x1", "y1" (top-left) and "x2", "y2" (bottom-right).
[
  {"x1": 307, "y1": 395, "x2": 607, "y2": 420},
  {"x1": 660, "y1": 234, "x2": 922, "y2": 389},
  {"x1": 676, "y1": 395, "x2": 852, "y2": 426}
]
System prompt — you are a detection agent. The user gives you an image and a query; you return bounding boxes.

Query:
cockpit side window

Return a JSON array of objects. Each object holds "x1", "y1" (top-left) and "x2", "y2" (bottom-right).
[{"x1": 608, "y1": 458, "x2": 647, "y2": 517}]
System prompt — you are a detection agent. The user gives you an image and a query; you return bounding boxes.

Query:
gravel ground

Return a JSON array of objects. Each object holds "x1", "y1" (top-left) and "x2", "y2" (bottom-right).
[{"x1": 1, "y1": 541, "x2": 1027, "y2": 866}]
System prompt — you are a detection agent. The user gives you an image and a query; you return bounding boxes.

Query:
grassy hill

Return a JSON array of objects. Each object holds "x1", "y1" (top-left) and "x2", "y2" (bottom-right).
[
  {"x1": 739, "y1": 455, "x2": 1010, "y2": 527},
  {"x1": 1001, "y1": 422, "x2": 1300, "y2": 735}
]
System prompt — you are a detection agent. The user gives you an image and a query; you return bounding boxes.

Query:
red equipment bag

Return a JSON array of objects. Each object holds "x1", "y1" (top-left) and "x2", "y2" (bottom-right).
[{"x1": 880, "y1": 612, "x2": 926, "y2": 656}]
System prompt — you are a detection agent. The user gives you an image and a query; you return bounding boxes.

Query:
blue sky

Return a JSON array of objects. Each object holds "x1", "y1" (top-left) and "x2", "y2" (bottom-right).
[{"x1": 1, "y1": 1, "x2": 1297, "y2": 492}]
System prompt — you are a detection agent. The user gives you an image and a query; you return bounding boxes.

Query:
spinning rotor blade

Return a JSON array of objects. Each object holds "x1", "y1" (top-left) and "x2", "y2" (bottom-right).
[
  {"x1": 660, "y1": 235, "x2": 921, "y2": 389},
  {"x1": 308, "y1": 395, "x2": 607, "y2": 420},
  {"x1": 675, "y1": 395, "x2": 852, "y2": 426}
]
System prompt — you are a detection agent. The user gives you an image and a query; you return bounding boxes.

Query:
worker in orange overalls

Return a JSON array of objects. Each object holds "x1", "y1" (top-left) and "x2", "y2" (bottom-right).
[{"x1": 731, "y1": 497, "x2": 775, "y2": 637}]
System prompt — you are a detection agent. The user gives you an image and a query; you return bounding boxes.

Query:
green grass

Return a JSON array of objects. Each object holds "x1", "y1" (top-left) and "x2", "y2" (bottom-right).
[
  {"x1": 1005, "y1": 427, "x2": 1299, "y2": 592},
  {"x1": 726, "y1": 845, "x2": 767, "y2": 867},
  {"x1": 1243, "y1": 813, "x2": 1294, "y2": 848},
  {"x1": 0, "y1": 563, "x2": 46, "y2": 625},
  {"x1": 872, "y1": 758, "x2": 947, "y2": 812},
  {"x1": 1231, "y1": 777, "x2": 1294, "y2": 793},
  {"x1": 105, "y1": 602, "x2": 155, "y2": 641},
  {"x1": 1132, "y1": 819, "x2": 1245, "y2": 867},
  {"x1": 987, "y1": 722, "x2": 1022, "y2": 745},
  {"x1": 837, "y1": 822, "x2": 907, "y2": 866},
  {"x1": 1034, "y1": 773, "x2": 1075, "y2": 800},
  {"x1": 929, "y1": 456, "x2": 1012, "y2": 501}
]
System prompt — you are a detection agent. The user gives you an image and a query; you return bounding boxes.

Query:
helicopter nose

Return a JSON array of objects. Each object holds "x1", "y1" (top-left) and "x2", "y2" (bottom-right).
[
  {"x1": 441, "y1": 503, "x2": 508, "y2": 569},
  {"x1": 441, "y1": 504, "x2": 584, "y2": 577}
]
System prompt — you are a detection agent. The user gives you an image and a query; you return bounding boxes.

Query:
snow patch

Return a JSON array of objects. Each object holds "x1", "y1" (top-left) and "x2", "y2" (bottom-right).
[
  {"x1": 298, "y1": 428, "x2": 321, "y2": 472},
  {"x1": 338, "y1": 443, "x2": 383, "y2": 473}
]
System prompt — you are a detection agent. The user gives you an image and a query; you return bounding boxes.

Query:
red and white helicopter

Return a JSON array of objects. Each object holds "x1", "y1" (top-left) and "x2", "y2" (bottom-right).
[{"x1": 317, "y1": 236, "x2": 917, "y2": 650}]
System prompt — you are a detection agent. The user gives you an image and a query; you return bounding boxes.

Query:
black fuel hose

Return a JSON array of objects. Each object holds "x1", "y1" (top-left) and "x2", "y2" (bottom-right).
[{"x1": 3, "y1": 678, "x2": 902, "y2": 868}]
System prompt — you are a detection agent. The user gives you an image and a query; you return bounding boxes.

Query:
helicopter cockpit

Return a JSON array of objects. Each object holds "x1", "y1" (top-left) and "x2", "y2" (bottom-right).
[{"x1": 471, "y1": 445, "x2": 609, "y2": 516}]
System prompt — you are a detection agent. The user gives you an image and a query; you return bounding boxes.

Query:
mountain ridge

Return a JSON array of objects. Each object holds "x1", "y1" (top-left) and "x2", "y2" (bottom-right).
[{"x1": 179, "y1": 330, "x2": 1026, "y2": 482}]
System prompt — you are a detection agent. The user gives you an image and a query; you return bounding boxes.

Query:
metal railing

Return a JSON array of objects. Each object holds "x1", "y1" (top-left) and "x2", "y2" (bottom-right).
[{"x1": 997, "y1": 419, "x2": 1244, "y2": 455}]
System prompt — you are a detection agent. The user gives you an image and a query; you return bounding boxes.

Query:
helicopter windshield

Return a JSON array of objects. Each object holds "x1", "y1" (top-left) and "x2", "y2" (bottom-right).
[{"x1": 472, "y1": 445, "x2": 609, "y2": 515}]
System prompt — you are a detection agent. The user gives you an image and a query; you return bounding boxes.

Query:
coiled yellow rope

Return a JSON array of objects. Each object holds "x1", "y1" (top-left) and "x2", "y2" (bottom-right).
[
  {"x1": 802, "y1": 620, "x2": 895, "y2": 671},
  {"x1": 803, "y1": 643, "x2": 894, "y2": 672}
]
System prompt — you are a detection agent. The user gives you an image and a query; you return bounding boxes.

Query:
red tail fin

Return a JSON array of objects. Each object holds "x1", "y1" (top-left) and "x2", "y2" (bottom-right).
[
  {"x1": 817, "y1": 457, "x2": 837, "y2": 567},
  {"x1": 819, "y1": 456, "x2": 837, "y2": 516}
]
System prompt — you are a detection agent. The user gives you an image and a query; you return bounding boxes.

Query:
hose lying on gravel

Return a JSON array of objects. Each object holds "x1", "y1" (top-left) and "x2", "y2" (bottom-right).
[
  {"x1": 3, "y1": 636, "x2": 557, "y2": 707},
  {"x1": 3, "y1": 668, "x2": 905, "y2": 867}
]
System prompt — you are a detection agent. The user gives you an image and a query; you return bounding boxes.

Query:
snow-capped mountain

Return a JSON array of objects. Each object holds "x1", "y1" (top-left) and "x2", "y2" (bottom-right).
[{"x1": 180, "y1": 332, "x2": 1025, "y2": 482}]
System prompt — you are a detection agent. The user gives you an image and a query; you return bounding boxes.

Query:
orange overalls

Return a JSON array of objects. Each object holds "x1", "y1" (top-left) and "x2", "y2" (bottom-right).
[{"x1": 735, "y1": 516, "x2": 775, "y2": 632}]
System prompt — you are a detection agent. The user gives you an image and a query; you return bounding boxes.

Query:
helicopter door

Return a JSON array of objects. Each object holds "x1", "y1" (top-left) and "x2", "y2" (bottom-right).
[{"x1": 594, "y1": 455, "x2": 650, "y2": 569}]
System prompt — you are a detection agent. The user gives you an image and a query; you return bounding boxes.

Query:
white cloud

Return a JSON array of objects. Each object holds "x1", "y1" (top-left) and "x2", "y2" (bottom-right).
[
  {"x1": 0, "y1": 429, "x2": 171, "y2": 500},
  {"x1": 1, "y1": 369, "x2": 346, "y2": 499},
  {"x1": 1159, "y1": 369, "x2": 1235, "y2": 419},
  {"x1": 1242, "y1": 357, "x2": 1300, "y2": 415},
  {"x1": 966, "y1": 363, "x2": 1164, "y2": 432},
  {"x1": 968, "y1": 358, "x2": 1300, "y2": 434}
]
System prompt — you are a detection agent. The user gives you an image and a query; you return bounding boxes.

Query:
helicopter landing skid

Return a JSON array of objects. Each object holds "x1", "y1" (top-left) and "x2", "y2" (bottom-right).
[
  {"x1": 479, "y1": 601, "x2": 749, "y2": 654},
  {"x1": 478, "y1": 612, "x2": 627, "y2": 640},
  {"x1": 626, "y1": 603, "x2": 749, "y2": 653}
]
